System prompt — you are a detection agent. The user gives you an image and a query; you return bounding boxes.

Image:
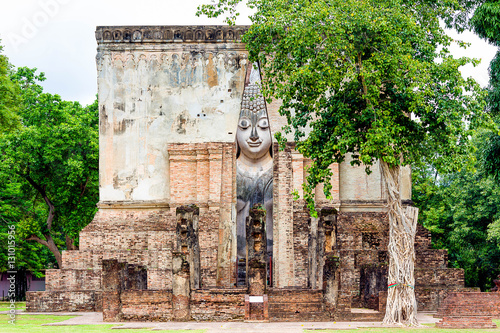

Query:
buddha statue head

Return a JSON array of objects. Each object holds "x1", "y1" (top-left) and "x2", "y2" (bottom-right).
[{"x1": 236, "y1": 65, "x2": 272, "y2": 164}]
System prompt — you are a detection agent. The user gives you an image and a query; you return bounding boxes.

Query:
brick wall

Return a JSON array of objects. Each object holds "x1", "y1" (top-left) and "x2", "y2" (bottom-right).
[
  {"x1": 191, "y1": 289, "x2": 246, "y2": 321},
  {"x1": 268, "y1": 289, "x2": 330, "y2": 321},
  {"x1": 26, "y1": 291, "x2": 102, "y2": 312},
  {"x1": 436, "y1": 292, "x2": 500, "y2": 318},
  {"x1": 436, "y1": 292, "x2": 500, "y2": 329},
  {"x1": 417, "y1": 287, "x2": 479, "y2": 312},
  {"x1": 27, "y1": 144, "x2": 466, "y2": 317},
  {"x1": 44, "y1": 269, "x2": 101, "y2": 291},
  {"x1": 121, "y1": 290, "x2": 173, "y2": 321}
]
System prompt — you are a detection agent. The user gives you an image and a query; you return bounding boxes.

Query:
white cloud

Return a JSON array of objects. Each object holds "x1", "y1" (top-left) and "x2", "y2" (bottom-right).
[
  {"x1": 0, "y1": 1, "x2": 496, "y2": 106},
  {"x1": 446, "y1": 28, "x2": 497, "y2": 88},
  {"x1": 0, "y1": 0, "x2": 252, "y2": 105}
]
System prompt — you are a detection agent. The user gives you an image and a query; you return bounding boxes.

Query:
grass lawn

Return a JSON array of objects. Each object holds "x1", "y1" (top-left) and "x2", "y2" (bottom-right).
[
  {"x1": 304, "y1": 319, "x2": 500, "y2": 333},
  {"x1": 0, "y1": 302, "x2": 26, "y2": 312},
  {"x1": 2, "y1": 312, "x2": 500, "y2": 332},
  {"x1": 0, "y1": 314, "x2": 206, "y2": 333}
]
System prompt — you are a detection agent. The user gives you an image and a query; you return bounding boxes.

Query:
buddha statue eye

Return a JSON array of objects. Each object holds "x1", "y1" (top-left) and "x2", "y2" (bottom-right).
[
  {"x1": 257, "y1": 118, "x2": 269, "y2": 129},
  {"x1": 239, "y1": 118, "x2": 250, "y2": 129}
]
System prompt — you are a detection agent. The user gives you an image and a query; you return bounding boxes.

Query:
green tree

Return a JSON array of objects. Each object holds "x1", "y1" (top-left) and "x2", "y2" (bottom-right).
[
  {"x1": 413, "y1": 161, "x2": 500, "y2": 291},
  {"x1": 0, "y1": 170, "x2": 55, "y2": 274},
  {"x1": 0, "y1": 41, "x2": 21, "y2": 132},
  {"x1": 198, "y1": 0, "x2": 487, "y2": 325},
  {"x1": 470, "y1": 1, "x2": 500, "y2": 47},
  {"x1": 410, "y1": 0, "x2": 500, "y2": 293},
  {"x1": 469, "y1": 1, "x2": 500, "y2": 180},
  {"x1": 0, "y1": 67, "x2": 98, "y2": 268}
]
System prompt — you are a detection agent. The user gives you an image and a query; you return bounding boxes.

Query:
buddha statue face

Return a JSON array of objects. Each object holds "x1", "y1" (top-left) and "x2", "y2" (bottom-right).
[{"x1": 236, "y1": 84, "x2": 272, "y2": 162}]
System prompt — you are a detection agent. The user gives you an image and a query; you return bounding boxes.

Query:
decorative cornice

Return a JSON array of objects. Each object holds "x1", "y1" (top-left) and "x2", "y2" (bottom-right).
[
  {"x1": 97, "y1": 200, "x2": 170, "y2": 209},
  {"x1": 96, "y1": 26, "x2": 250, "y2": 44},
  {"x1": 97, "y1": 200, "x2": 218, "y2": 210}
]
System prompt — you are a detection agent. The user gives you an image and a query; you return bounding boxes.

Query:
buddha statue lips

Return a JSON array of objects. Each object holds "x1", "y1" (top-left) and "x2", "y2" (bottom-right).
[{"x1": 247, "y1": 139, "x2": 263, "y2": 147}]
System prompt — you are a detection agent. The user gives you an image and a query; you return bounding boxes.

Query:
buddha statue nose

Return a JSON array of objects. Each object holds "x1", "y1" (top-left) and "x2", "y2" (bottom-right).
[{"x1": 250, "y1": 126, "x2": 259, "y2": 141}]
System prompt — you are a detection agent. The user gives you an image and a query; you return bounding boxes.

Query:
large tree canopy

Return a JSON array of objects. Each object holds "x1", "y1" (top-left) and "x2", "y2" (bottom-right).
[
  {"x1": 0, "y1": 42, "x2": 21, "y2": 132},
  {"x1": 198, "y1": 0, "x2": 488, "y2": 325},
  {"x1": 470, "y1": 0, "x2": 500, "y2": 46},
  {"x1": 469, "y1": 1, "x2": 500, "y2": 181},
  {"x1": 0, "y1": 67, "x2": 98, "y2": 268},
  {"x1": 413, "y1": 147, "x2": 500, "y2": 291},
  {"x1": 200, "y1": 0, "x2": 486, "y2": 204}
]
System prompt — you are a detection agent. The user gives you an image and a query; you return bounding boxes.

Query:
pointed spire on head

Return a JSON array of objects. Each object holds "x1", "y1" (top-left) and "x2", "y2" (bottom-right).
[
  {"x1": 249, "y1": 63, "x2": 261, "y2": 85},
  {"x1": 240, "y1": 63, "x2": 267, "y2": 119}
]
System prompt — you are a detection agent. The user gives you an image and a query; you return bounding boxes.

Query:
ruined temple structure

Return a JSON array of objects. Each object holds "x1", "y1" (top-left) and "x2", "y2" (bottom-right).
[{"x1": 27, "y1": 26, "x2": 472, "y2": 321}]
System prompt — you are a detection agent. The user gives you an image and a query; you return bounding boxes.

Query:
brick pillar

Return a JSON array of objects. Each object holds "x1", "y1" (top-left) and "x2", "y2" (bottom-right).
[
  {"x1": 196, "y1": 147, "x2": 209, "y2": 203},
  {"x1": 102, "y1": 259, "x2": 125, "y2": 322},
  {"x1": 337, "y1": 250, "x2": 354, "y2": 318},
  {"x1": 172, "y1": 252, "x2": 191, "y2": 321},
  {"x1": 217, "y1": 143, "x2": 236, "y2": 287},
  {"x1": 208, "y1": 146, "x2": 222, "y2": 203},
  {"x1": 378, "y1": 291, "x2": 388, "y2": 313},
  {"x1": 247, "y1": 205, "x2": 267, "y2": 295},
  {"x1": 291, "y1": 151, "x2": 304, "y2": 198},
  {"x1": 324, "y1": 255, "x2": 340, "y2": 313},
  {"x1": 175, "y1": 205, "x2": 200, "y2": 290},
  {"x1": 308, "y1": 216, "x2": 319, "y2": 289},
  {"x1": 273, "y1": 143, "x2": 295, "y2": 287}
]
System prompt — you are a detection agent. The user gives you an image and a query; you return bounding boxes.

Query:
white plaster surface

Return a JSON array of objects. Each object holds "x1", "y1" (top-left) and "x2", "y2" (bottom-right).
[
  {"x1": 97, "y1": 41, "x2": 412, "y2": 206},
  {"x1": 339, "y1": 155, "x2": 385, "y2": 202},
  {"x1": 98, "y1": 46, "x2": 247, "y2": 201}
]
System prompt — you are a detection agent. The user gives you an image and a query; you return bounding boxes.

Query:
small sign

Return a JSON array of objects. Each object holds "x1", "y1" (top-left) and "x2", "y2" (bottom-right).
[{"x1": 249, "y1": 296, "x2": 264, "y2": 303}]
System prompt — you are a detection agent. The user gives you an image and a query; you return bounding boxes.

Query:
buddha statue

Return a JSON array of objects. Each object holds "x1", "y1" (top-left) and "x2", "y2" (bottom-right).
[{"x1": 236, "y1": 64, "x2": 273, "y2": 285}]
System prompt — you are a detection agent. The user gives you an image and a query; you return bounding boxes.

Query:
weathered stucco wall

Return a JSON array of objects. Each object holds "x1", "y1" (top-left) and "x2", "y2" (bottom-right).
[
  {"x1": 96, "y1": 26, "x2": 249, "y2": 202},
  {"x1": 95, "y1": 25, "x2": 411, "y2": 207},
  {"x1": 339, "y1": 156, "x2": 411, "y2": 211}
]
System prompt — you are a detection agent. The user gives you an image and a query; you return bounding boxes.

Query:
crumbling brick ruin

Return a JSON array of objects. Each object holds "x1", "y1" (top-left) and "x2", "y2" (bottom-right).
[
  {"x1": 26, "y1": 26, "x2": 470, "y2": 321},
  {"x1": 436, "y1": 292, "x2": 500, "y2": 329}
]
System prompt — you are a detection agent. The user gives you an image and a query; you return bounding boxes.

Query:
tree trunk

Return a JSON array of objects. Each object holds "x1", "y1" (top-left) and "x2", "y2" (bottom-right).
[
  {"x1": 24, "y1": 175, "x2": 64, "y2": 268},
  {"x1": 65, "y1": 235, "x2": 78, "y2": 251},
  {"x1": 27, "y1": 234, "x2": 62, "y2": 268},
  {"x1": 46, "y1": 234, "x2": 63, "y2": 268},
  {"x1": 380, "y1": 160, "x2": 419, "y2": 326}
]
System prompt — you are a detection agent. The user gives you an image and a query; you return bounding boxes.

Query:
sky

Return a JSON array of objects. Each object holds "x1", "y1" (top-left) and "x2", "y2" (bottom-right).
[{"x1": 0, "y1": 0, "x2": 497, "y2": 107}]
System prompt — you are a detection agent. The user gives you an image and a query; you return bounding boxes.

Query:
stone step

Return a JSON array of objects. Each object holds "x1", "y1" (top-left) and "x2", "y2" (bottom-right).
[
  {"x1": 348, "y1": 311, "x2": 385, "y2": 322},
  {"x1": 269, "y1": 311, "x2": 330, "y2": 321},
  {"x1": 268, "y1": 291, "x2": 323, "y2": 303},
  {"x1": 269, "y1": 302, "x2": 323, "y2": 313}
]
